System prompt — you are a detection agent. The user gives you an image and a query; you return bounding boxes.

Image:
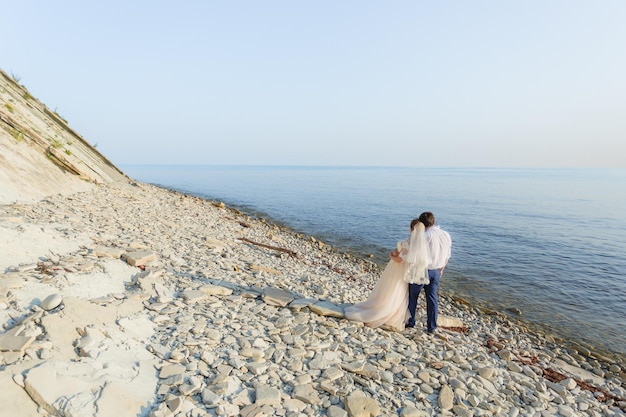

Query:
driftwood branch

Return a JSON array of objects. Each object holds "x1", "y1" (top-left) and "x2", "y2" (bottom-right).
[
  {"x1": 543, "y1": 367, "x2": 626, "y2": 405},
  {"x1": 238, "y1": 237, "x2": 298, "y2": 258},
  {"x1": 486, "y1": 338, "x2": 626, "y2": 408}
]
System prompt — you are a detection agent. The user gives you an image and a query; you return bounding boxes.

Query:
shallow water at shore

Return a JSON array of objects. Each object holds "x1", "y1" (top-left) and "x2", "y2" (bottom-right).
[{"x1": 122, "y1": 165, "x2": 626, "y2": 357}]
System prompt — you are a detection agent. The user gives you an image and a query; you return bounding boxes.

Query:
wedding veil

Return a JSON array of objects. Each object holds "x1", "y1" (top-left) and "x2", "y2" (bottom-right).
[{"x1": 403, "y1": 223, "x2": 430, "y2": 284}]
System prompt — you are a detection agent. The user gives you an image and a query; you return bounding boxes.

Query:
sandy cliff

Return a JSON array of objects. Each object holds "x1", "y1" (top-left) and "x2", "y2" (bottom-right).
[{"x1": 0, "y1": 68, "x2": 126, "y2": 204}]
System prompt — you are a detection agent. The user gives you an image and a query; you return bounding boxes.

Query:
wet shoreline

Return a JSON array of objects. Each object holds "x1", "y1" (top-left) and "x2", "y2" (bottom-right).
[{"x1": 180, "y1": 185, "x2": 626, "y2": 365}]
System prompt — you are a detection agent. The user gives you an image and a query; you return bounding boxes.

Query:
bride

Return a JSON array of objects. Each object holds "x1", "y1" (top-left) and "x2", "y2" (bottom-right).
[{"x1": 344, "y1": 218, "x2": 430, "y2": 331}]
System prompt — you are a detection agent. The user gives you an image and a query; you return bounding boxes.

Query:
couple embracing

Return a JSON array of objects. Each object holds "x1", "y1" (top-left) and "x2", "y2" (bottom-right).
[{"x1": 345, "y1": 211, "x2": 452, "y2": 333}]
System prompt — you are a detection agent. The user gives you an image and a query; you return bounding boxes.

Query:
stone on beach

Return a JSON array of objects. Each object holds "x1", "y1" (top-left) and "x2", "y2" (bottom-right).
[
  {"x1": 121, "y1": 249, "x2": 156, "y2": 267},
  {"x1": 93, "y1": 246, "x2": 125, "y2": 259},
  {"x1": 179, "y1": 289, "x2": 208, "y2": 302},
  {"x1": 309, "y1": 300, "x2": 344, "y2": 317},
  {"x1": 437, "y1": 384, "x2": 454, "y2": 411},
  {"x1": 40, "y1": 293, "x2": 63, "y2": 311},
  {"x1": 199, "y1": 283, "x2": 233, "y2": 296},
  {"x1": 262, "y1": 287, "x2": 294, "y2": 307},
  {"x1": 436, "y1": 314, "x2": 464, "y2": 328},
  {"x1": 0, "y1": 326, "x2": 35, "y2": 356},
  {"x1": 344, "y1": 391, "x2": 380, "y2": 417}
]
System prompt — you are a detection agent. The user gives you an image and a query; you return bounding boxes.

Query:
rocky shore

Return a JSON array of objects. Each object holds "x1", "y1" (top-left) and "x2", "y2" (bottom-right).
[{"x1": 1, "y1": 180, "x2": 625, "y2": 417}]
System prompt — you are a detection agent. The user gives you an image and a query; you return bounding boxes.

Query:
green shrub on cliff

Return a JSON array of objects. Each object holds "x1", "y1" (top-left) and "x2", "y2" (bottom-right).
[{"x1": 10, "y1": 127, "x2": 24, "y2": 142}]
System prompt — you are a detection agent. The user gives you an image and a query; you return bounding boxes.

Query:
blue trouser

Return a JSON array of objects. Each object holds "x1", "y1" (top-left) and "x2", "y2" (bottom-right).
[{"x1": 407, "y1": 269, "x2": 441, "y2": 332}]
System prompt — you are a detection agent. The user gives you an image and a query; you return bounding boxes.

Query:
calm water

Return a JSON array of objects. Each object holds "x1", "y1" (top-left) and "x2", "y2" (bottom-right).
[{"x1": 122, "y1": 165, "x2": 626, "y2": 357}]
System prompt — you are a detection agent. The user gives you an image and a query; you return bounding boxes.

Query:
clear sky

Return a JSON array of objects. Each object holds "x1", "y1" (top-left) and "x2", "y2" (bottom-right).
[{"x1": 2, "y1": 1, "x2": 625, "y2": 168}]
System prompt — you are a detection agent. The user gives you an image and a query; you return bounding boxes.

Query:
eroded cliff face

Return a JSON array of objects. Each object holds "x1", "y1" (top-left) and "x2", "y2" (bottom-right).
[{"x1": 0, "y1": 69, "x2": 127, "y2": 204}]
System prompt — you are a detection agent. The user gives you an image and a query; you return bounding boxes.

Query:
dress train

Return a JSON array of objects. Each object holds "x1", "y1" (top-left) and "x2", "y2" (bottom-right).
[{"x1": 344, "y1": 260, "x2": 409, "y2": 331}]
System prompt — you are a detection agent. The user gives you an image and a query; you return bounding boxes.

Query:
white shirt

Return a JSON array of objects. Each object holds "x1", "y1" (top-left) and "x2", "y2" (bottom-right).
[{"x1": 425, "y1": 226, "x2": 452, "y2": 270}]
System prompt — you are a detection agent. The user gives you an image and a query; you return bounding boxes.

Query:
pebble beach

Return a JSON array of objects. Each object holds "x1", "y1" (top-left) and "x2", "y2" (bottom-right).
[{"x1": 1, "y1": 180, "x2": 625, "y2": 417}]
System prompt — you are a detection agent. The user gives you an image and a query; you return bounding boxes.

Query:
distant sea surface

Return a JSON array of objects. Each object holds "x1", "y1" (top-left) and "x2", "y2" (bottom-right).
[{"x1": 122, "y1": 165, "x2": 626, "y2": 357}]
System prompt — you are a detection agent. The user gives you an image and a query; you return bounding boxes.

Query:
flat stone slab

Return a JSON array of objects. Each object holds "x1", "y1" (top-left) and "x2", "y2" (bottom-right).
[
  {"x1": 309, "y1": 301, "x2": 344, "y2": 318},
  {"x1": 199, "y1": 283, "x2": 233, "y2": 296},
  {"x1": 344, "y1": 392, "x2": 380, "y2": 417},
  {"x1": 263, "y1": 287, "x2": 294, "y2": 307},
  {"x1": 179, "y1": 289, "x2": 208, "y2": 303},
  {"x1": 288, "y1": 298, "x2": 318, "y2": 310},
  {"x1": 437, "y1": 315, "x2": 464, "y2": 328},
  {"x1": 158, "y1": 363, "x2": 186, "y2": 379},
  {"x1": 93, "y1": 246, "x2": 125, "y2": 258},
  {"x1": 552, "y1": 358, "x2": 606, "y2": 387},
  {"x1": 255, "y1": 384, "x2": 281, "y2": 406},
  {"x1": 121, "y1": 250, "x2": 156, "y2": 267},
  {"x1": 0, "y1": 330, "x2": 34, "y2": 352}
]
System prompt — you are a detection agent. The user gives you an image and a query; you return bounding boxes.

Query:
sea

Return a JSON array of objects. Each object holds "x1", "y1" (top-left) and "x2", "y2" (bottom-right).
[{"x1": 121, "y1": 165, "x2": 626, "y2": 358}]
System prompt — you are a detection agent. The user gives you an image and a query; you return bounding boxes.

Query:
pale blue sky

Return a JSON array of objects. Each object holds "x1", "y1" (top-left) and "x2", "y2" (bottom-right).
[{"x1": 2, "y1": 1, "x2": 625, "y2": 168}]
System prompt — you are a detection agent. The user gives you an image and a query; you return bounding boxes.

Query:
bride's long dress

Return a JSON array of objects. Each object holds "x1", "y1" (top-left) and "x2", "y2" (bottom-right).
[{"x1": 344, "y1": 256, "x2": 409, "y2": 331}]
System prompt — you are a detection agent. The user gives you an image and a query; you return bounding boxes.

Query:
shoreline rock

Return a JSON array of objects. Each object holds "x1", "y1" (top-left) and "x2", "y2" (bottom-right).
[{"x1": 1, "y1": 181, "x2": 625, "y2": 416}]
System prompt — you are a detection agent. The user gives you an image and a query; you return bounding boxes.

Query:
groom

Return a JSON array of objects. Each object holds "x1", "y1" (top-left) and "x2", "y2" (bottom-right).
[{"x1": 407, "y1": 211, "x2": 452, "y2": 334}]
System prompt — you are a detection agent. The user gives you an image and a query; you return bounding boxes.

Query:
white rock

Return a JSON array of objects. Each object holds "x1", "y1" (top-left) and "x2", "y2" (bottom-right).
[{"x1": 40, "y1": 293, "x2": 63, "y2": 311}]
